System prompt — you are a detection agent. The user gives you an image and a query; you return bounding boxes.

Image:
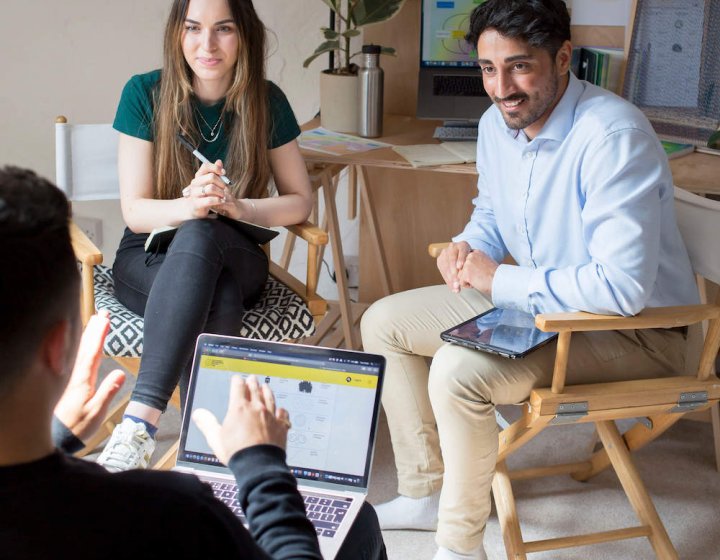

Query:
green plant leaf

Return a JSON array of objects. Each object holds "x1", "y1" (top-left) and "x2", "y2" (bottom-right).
[
  {"x1": 341, "y1": 29, "x2": 361, "y2": 38},
  {"x1": 303, "y1": 40, "x2": 340, "y2": 68},
  {"x1": 322, "y1": 27, "x2": 340, "y2": 40},
  {"x1": 351, "y1": 0, "x2": 407, "y2": 27}
]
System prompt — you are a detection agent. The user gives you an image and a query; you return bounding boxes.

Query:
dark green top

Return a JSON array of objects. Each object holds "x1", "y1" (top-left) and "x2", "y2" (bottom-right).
[{"x1": 113, "y1": 69, "x2": 301, "y2": 163}]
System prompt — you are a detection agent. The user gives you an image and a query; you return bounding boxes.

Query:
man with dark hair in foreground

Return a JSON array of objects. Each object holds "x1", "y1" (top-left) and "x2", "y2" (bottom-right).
[{"x1": 0, "y1": 166, "x2": 385, "y2": 559}]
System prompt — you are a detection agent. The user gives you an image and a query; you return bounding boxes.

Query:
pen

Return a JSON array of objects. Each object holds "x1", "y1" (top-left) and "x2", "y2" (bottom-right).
[{"x1": 177, "y1": 133, "x2": 233, "y2": 186}]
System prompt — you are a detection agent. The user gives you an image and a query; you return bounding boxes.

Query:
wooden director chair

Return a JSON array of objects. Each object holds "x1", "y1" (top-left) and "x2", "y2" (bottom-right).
[
  {"x1": 429, "y1": 186, "x2": 720, "y2": 559},
  {"x1": 59, "y1": 117, "x2": 328, "y2": 469}
]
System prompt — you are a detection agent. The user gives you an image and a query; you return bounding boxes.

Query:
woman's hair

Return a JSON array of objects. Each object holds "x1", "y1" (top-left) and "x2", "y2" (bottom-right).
[
  {"x1": 153, "y1": 0, "x2": 271, "y2": 201},
  {"x1": 466, "y1": 0, "x2": 571, "y2": 58}
]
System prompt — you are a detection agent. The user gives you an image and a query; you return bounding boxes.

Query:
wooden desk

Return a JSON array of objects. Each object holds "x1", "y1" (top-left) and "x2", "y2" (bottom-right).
[
  {"x1": 301, "y1": 115, "x2": 478, "y2": 303},
  {"x1": 300, "y1": 117, "x2": 720, "y2": 305},
  {"x1": 669, "y1": 152, "x2": 720, "y2": 196}
]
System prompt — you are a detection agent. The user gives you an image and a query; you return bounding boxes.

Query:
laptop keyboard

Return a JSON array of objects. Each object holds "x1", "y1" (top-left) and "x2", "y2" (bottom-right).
[
  {"x1": 433, "y1": 126, "x2": 478, "y2": 141},
  {"x1": 209, "y1": 480, "x2": 353, "y2": 538},
  {"x1": 433, "y1": 74, "x2": 486, "y2": 97}
]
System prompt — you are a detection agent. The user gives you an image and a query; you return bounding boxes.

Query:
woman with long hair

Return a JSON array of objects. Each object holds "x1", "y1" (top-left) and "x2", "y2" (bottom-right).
[{"x1": 97, "y1": 0, "x2": 313, "y2": 471}]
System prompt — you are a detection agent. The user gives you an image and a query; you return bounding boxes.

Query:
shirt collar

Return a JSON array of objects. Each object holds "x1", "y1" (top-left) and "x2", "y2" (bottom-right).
[{"x1": 533, "y1": 72, "x2": 584, "y2": 142}]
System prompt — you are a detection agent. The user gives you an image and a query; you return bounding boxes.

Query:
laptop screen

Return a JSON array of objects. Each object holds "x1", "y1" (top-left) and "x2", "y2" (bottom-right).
[
  {"x1": 178, "y1": 335, "x2": 385, "y2": 489},
  {"x1": 421, "y1": 0, "x2": 480, "y2": 68}
]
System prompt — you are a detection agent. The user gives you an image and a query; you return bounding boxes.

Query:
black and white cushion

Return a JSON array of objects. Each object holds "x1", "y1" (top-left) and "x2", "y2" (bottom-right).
[{"x1": 93, "y1": 265, "x2": 315, "y2": 358}]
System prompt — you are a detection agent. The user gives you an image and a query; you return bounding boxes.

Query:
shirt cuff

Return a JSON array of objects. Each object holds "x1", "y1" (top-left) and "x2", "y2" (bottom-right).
[
  {"x1": 228, "y1": 445, "x2": 288, "y2": 480},
  {"x1": 492, "y1": 264, "x2": 533, "y2": 313},
  {"x1": 51, "y1": 415, "x2": 85, "y2": 455}
]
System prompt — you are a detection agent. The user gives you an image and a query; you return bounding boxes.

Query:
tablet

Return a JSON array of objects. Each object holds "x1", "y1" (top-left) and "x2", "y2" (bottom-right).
[{"x1": 440, "y1": 308, "x2": 558, "y2": 359}]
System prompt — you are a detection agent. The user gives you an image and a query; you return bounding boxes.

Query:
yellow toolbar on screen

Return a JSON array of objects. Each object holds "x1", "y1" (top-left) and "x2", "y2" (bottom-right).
[{"x1": 200, "y1": 356, "x2": 378, "y2": 389}]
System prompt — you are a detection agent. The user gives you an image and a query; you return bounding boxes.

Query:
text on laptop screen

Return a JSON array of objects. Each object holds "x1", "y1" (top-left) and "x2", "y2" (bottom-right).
[
  {"x1": 181, "y1": 339, "x2": 383, "y2": 488},
  {"x1": 421, "y1": 0, "x2": 483, "y2": 68}
]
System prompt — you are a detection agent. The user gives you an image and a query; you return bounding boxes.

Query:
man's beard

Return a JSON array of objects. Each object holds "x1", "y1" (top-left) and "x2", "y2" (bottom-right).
[{"x1": 494, "y1": 75, "x2": 559, "y2": 131}]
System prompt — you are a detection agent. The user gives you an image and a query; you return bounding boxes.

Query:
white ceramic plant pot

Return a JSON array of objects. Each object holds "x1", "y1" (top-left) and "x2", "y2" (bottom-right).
[{"x1": 320, "y1": 70, "x2": 359, "y2": 134}]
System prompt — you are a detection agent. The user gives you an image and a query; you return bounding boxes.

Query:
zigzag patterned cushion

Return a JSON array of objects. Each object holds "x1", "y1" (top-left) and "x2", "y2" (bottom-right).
[{"x1": 93, "y1": 265, "x2": 315, "y2": 358}]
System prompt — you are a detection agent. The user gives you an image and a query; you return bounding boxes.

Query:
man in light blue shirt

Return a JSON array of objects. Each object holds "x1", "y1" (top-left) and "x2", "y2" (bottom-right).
[
  {"x1": 361, "y1": 1, "x2": 698, "y2": 559},
  {"x1": 453, "y1": 66, "x2": 697, "y2": 317}
]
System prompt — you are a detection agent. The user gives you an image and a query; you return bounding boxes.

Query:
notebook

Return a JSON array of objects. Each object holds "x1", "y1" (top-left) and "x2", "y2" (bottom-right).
[
  {"x1": 174, "y1": 334, "x2": 386, "y2": 559},
  {"x1": 392, "y1": 141, "x2": 477, "y2": 168},
  {"x1": 144, "y1": 215, "x2": 278, "y2": 253}
]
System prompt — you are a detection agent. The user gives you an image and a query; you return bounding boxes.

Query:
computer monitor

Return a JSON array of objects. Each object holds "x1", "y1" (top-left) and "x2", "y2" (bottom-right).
[{"x1": 417, "y1": 0, "x2": 492, "y2": 121}]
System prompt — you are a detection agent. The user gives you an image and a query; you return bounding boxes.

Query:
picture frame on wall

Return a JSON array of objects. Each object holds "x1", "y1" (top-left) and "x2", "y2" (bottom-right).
[{"x1": 622, "y1": 0, "x2": 720, "y2": 144}]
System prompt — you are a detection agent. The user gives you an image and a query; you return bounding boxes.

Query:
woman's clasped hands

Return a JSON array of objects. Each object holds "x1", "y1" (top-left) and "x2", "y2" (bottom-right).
[{"x1": 182, "y1": 159, "x2": 255, "y2": 221}]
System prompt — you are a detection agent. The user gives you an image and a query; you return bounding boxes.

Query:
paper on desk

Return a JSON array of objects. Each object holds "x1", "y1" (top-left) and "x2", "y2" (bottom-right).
[
  {"x1": 441, "y1": 141, "x2": 477, "y2": 163},
  {"x1": 393, "y1": 142, "x2": 476, "y2": 168},
  {"x1": 298, "y1": 127, "x2": 391, "y2": 156}
]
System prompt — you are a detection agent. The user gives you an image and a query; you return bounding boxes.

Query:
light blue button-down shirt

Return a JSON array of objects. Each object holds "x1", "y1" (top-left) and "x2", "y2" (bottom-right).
[{"x1": 454, "y1": 73, "x2": 699, "y2": 316}]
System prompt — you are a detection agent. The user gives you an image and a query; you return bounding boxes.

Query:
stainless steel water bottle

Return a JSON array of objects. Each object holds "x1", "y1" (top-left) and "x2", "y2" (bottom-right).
[{"x1": 358, "y1": 44, "x2": 384, "y2": 138}]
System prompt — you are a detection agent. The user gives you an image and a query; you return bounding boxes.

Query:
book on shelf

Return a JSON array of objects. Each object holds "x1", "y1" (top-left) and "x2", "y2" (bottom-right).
[
  {"x1": 572, "y1": 46, "x2": 624, "y2": 94},
  {"x1": 660, "y1": 140, "x2": 695, "y2": 160},
  {"x1": 392, "y1": 142, "x2": 477, "y2": 168},
  {"x1": 144, "y1": 215, "x2": 278, "y2": 253}
]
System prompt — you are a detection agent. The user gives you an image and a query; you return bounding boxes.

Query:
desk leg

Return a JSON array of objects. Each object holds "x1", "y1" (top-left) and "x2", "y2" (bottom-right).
[
  {"x1": 358, "y1": 165, "x2": 393, "y2": 297},
  {"x1": 348, "y1": 165, "x2": 357, "y2": 220},
  {"x1": 321, "y1": 168, "x2": 360, "y2": 349}
]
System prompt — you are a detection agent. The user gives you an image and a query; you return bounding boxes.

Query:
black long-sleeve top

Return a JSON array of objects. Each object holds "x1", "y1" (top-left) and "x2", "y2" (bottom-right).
[{"x1": 0, "y1": 440, "x2": 322, "y2": 559}]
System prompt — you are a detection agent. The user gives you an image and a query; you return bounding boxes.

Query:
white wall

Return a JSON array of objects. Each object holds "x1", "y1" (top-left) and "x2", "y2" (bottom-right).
[{"x1": 0, "y1": 0, "x2": 331, "y2": 263}]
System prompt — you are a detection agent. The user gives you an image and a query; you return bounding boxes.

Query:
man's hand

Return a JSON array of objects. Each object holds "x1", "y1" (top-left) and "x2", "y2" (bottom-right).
[
  {"x1": 457, "y1": 250, "x2": 499, "y2": 296},
  {"x1": 192, "y1": 375, "x2": 291, "y2": 465},
  {"x1": 54, "y1": 312, "x2": 126, "y2": 443},
  {"x1": 437, "y1": 241, "x2": 473, "y2": 293}
]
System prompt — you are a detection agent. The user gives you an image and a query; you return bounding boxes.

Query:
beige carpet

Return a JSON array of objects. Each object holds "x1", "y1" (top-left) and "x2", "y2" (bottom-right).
[{"x1": 92, "y1": 360, "x2": 720, "y2": 560}]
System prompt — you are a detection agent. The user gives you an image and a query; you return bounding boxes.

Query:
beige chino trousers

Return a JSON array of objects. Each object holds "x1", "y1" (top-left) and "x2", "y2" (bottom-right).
[{"x1": 360, "y1": 284, "x2": 686, "y2": 553}]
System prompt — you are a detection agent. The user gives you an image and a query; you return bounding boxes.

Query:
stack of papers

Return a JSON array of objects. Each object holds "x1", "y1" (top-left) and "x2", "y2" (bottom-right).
[
  {"x1": 299, "y1": 127, "x2": 390, "y2": 156},
  {"x1": 392, "y1": 142, "x2": 477, "y2": 168}
]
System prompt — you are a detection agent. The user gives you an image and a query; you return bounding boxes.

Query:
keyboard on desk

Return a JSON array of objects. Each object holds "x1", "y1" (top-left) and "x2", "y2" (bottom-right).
[
  {"x1": 433, "y1": 74, "x2": 486, "y2": 97},
  {"x1": 209, "y1": 480, "x2": 354, "y2": 538},
  {"x1": 433, "y1": 126, "x2": 478, "y2": 141}
]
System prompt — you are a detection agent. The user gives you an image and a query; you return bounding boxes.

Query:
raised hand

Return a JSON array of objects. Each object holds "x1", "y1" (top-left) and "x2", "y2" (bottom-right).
[{"x1": 54, "y1": 312, "x2": 126, "y2": 443}]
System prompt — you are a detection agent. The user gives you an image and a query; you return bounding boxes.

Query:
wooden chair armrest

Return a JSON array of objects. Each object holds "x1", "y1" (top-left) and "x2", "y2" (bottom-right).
[
  {"x1": 70, "y1": 221, "x2": 103, "y2": 266},
  {"x1": 535, "y1": 305, "x2": 720, "y2": 333},
  {"x1": 428, "y1": 242, "x2": 450, "y2": 258},
  {"x1": 70, "y1": 221, "x2": 103, "y2": 326},
  {"x1": 285, "y1": 221, "x2": 328, "y2": 246}
]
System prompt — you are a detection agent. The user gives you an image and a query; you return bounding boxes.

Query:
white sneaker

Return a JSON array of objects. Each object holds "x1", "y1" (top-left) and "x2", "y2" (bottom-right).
[{"x1": 97, "y1": 418, "x2": 156, "y2": 472}]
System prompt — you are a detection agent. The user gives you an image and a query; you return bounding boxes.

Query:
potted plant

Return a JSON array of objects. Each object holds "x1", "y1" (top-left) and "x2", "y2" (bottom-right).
[{"x1": 304, "y1": 0, "x2": 406, "y2": 133}]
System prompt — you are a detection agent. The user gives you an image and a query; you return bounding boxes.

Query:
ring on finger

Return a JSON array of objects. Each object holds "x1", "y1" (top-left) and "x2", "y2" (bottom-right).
[{"x1": 201, "y1": 185, "x2": 206, "y2": 196}]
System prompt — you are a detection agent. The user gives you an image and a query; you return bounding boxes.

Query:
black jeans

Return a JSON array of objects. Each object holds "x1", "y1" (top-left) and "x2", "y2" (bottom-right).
[
  {"x1": 338, "y1": 503, "x2": 388, "y2": 560},
  {"x1": 113, "y1": 218, "x2": 268, "y2": 411}
]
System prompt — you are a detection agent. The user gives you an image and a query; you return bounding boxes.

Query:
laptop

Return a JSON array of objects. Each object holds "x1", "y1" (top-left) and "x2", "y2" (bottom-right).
[
  {"x1": 174, "y1": 334, "x2": 386, "y2": 559},
  {"x1": 417, "y1": 0, "x2": 492, "y2": 121}
]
